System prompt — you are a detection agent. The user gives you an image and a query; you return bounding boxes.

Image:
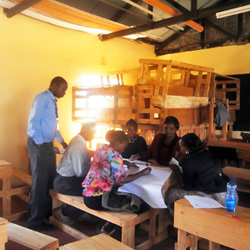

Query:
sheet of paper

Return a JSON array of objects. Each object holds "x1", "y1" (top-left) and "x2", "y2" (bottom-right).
[
  {"x1": 119, "y1": 165, "x2": 172, "y2": 209},
  {"x1": 169, "y1": 157, "x2": 182, "y2": 173},
  {"x1": 123, "y1": 158, "x2": 149, "y2": 165},
  {"x1": 184, "y1": 195, "x2": 224, "y2": 209}
]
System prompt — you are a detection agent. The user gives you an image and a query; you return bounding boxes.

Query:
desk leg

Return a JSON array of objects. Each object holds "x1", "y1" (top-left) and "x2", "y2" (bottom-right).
[
  {"x1": 121, "y1": 226, "x2": 135, "y2": 248},
  {"x1": 176, "y1": 229, "x2": 187, "y2": 250},
  {"x1": 209, "y1": 241, "x2": 220, "y2": 250}
]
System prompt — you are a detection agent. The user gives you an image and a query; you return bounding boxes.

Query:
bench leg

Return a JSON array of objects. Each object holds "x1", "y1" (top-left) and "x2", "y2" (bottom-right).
[
  {"x1": 176, "y1": 229, "x2": 187, "y2": 250},
  {"x1": 209, "y1": 241, "x2": 220, "y2": 250},
  {"x1": 121, "y1": 226, "x2": 135, "y2": 248}
]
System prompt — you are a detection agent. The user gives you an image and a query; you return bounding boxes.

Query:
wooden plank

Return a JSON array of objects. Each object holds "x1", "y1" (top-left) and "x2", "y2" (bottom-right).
[
  {"x1": 223, "y1": 166, "x2": 250, "y2": 181},
  {"x1": 62, "y1": 234, "x2": 133, "y2": 250},
  {"x1": 207, "y1": 139, "x2": 250, "y2": 151},
  {"x1": 174, "y1": 199, "x2": 250, "y2": 250},
  {"x1": 8, "y1": 222, "x2": 59, "y2": 250},
  {"x1": 10, "y1": 0, "x2": 127, "y2": 31},
  {"x1": 0, "y1": 218, "x2": 8, "y2": 246},
  {"x1": 12, "y1": 168, "x2": 32, "y2": 185}
]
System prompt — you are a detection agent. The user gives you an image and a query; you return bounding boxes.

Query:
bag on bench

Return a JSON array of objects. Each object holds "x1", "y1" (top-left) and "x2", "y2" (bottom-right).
[{"x1": 102, "y1": 191, "x2": 142, "y2": 212}]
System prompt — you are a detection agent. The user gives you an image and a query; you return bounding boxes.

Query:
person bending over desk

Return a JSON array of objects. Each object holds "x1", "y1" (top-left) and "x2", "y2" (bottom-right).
[
  {"x1": 122, "y1": 119, "x2": 148, "y2": 159},
  {"x1": 53, "y1": 121, "x2": 96, "y2": 225},
  {"x1": 131, "y1": 116, "x2": 180, "y2": 166},
  {"x1": 165, "y1": 133, "x2": 230, "y2": 220},
  {"x1": 82, "y1": 130, "x2": 151, "y2": 211}
]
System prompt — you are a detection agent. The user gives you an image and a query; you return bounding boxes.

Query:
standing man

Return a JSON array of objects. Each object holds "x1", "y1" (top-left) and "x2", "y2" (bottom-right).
[{"x1": 27, "y1": 76, "x2": 68, "y2": 231}]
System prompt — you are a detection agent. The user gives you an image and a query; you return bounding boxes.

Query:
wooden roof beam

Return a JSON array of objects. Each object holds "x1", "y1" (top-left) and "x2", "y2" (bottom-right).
[
  {"x1": 141, "y1": 0, "x2": 204, "y2": 32},
  {"x1": 99, "y1": 0, "x2": 250, "y2": 41},
  {"x1": 3, "y1": 0, "x2": 41, "y2": 18}
]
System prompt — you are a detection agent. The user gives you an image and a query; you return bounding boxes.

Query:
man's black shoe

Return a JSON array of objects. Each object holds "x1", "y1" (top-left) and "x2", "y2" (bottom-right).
[{"x1": 28, "y1": 222, "x2": 54, "y2": 231}]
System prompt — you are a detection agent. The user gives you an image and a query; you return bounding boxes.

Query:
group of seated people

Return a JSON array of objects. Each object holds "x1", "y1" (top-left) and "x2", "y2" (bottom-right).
[{"x1": 53, "y1": 116, "x2": 230, "y2": 236}]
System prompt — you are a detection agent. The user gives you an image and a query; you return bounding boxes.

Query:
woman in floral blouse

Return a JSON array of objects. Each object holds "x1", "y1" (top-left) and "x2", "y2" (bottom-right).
[{"x1": 82, "y1": 130, "x2": 151, "y2": 211}]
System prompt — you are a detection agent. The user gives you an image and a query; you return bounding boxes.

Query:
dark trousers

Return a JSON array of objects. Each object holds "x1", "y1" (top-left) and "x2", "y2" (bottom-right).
[
  {"x1": 53, "y1": 174, "x2": 85, "y2": 220},
  {"x1": 27, "y1": 137, "x2": 56, "y2": 227}
]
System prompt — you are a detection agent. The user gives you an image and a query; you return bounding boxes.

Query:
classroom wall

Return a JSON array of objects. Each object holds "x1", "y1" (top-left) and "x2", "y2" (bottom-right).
[
  {"x1": 0, "y1": 9, "x2": 155, "y2": 172},
  {"x1": 159, "y1": 44, "x2": 250, "y2": 75}
]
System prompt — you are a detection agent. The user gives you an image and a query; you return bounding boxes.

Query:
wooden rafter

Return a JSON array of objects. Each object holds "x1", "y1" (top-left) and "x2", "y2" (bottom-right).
[
  {"x1": 142, "y1": 0, "x2": 204, "y2": 32},
  {"x1": 99, "y1": 0, "x2": 250, "y2": 41},
  {"x1": 4, "y1": 0, "x2": 41, "y2": 18}
]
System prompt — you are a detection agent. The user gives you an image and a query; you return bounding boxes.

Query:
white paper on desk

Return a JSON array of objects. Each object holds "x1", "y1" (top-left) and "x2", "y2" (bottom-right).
[
  {"x1": 123, "y1": 158, "x2": 149, "y2": 165},
  {"x1": 119, "y1": 166, "x2": 172, "y2": 209},
  {"x1": 184, "y1": 195, "x2": 224, "y2": 209},
  {"x1": 169, "y1": 157, "x2": 183, "y2": 173}
]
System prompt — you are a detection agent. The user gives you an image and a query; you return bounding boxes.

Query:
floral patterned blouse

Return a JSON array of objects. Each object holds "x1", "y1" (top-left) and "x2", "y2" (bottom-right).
[{"x1": 82, "y1": 144, "x2": 128, "y2": 197}]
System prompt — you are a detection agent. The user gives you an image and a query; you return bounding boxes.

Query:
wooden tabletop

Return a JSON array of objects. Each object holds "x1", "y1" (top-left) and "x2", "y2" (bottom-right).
[
  {"x1": 60, "y1": 234, "x2": 133, "y2": 250},
  {"x1": 174, "y1": 198, "x2": 250, "y2": 250}
]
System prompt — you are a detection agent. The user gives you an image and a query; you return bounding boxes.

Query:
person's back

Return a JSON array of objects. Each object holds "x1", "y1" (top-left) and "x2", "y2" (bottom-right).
[
  {"x1": 181, "y1": 150, "x2": 228, "y2": 194},
  {"x1": 57, "y1": 134, "x2": 91, "y2": 178}
]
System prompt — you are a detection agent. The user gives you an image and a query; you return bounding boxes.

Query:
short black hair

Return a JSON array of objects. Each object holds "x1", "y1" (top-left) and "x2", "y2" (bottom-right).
[
  {"x1": 126, "y1": 119, "x2": 138, "y2": 130},
  {"x1": 164, "y1": 116, "x2": 180, "y2": 130},
  {"x1": 181, "y1": 133, "x2": 204, "y2": 153},
  {"x1": 105, "y1": 130, "x2": 128, "y2": 144},
  {"x1": 50, "y1": 76, "x2": 67, "y2": 87}
]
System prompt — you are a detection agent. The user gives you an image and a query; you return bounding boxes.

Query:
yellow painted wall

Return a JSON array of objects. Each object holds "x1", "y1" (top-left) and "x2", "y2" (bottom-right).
[
  {"x1": 159, "y1": 44, "x2": 250, "y2": 75},
  {"x1": 0, "y1": 9, "x2": 155, "y2": 172}
]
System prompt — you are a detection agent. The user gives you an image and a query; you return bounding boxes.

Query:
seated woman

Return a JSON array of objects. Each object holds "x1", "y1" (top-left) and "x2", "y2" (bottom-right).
[
  {"x1": 122, "y1": 119, "x2": 148, "y2": 159},
  {"x1": 131, "y1": 116, "x2": 180, "y2": 166},
  {"x1": 165, "y1": 133, "x2": 230, "y2": 220},
  {"x1": 82, "y1": 130, "x2": 151, "y2": 212}
]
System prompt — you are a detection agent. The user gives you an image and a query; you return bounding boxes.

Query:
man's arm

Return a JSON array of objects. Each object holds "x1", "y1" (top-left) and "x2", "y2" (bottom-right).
[{"x1": 27, "y1": 94, "x2": 46, "y2": 145}]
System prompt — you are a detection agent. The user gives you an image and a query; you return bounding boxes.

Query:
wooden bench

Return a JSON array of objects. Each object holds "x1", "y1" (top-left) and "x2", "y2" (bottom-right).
[
  {"x1": 7, "y1": 222, "x2": 59, "y2": 250},
  {"x1": 59, "y1": 233, "x2": 133, "y2": 250},
  {"x1": 0, "y1": 218, "x2": 8, "y2": 250},
  {"x1": 174, "y1": 198, "x2": 250, "y2": 250},
  {"x1": 49, "y1": 189, "x2": 168, "y2": 250},
  {"x1": 0, "y1": 159, "x2": 31, "y2": 221},
  {"x1": 223, "y1": 166, "x2": 250, "y2": 194}
]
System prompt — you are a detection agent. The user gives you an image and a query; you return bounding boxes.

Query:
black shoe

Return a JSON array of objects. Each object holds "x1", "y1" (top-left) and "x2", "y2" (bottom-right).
[{"x1": 28, "y1": 222, "x2": 54, "y2": 231}]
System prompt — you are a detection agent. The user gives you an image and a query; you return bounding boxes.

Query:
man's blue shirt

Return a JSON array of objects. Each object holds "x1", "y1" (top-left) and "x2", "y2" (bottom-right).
[{"x1": 27, "y1": 89, "x2": 63, "y2": 144}]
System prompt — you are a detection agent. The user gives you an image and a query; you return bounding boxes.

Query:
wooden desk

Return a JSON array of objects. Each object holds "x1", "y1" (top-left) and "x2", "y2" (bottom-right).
[
  {"x1": 174, "y1": 199, "x2": 250, "y2": 250},
  {"x1": 0, "y1": 218, "x2": 8, "y2": 250},
  {"x1": 0, "y1": 160, "x2": 13, "y2": 217},
  {"x1": 207, "y1": 139, "x2": 250, "y2": 151},
  {"x1": 60, "y1": 234, "x2": 133, "y2": 250},
  {"x1": 0, "y1": 159, "x2": 31, "y2": 221}
]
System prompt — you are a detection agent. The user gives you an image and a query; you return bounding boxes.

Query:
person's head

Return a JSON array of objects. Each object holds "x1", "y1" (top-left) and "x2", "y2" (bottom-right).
[
  {"x1": 105, "y1": 130, "x2": 128, "y2": 154},
  {"x1": 49, "y1": 76, "x2": 68, "y2": 98},
  {"x1": 179, "y1": 133, "x2": 204, "y2": 156},
  {"x1": 79, "y1": 121, "x2": 96, "y2": 141},
  {"x1": 125, "y1": 119, "x2": 138, "y2": 141},
  {"x1": 163, "y1": 116, "x2": 180, "y2": 139}
]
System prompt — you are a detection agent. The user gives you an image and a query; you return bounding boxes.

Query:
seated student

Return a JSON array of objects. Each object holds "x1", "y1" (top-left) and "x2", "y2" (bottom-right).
[
  {"x1": 53, "y1": 121, "x2": 96, "y2": 225},
  {"x1": 122, "y1": 119, "x2": 148, "y2": 159},
  {"x1": 131, "y1": 116, "x2": 180, "y2": 166},
  {"x1": 165, "y1": 133, "x2": 230, "y2": 220},
  {"x1": 82, "y1": 130, "x2": 151, "y2": 211}
]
